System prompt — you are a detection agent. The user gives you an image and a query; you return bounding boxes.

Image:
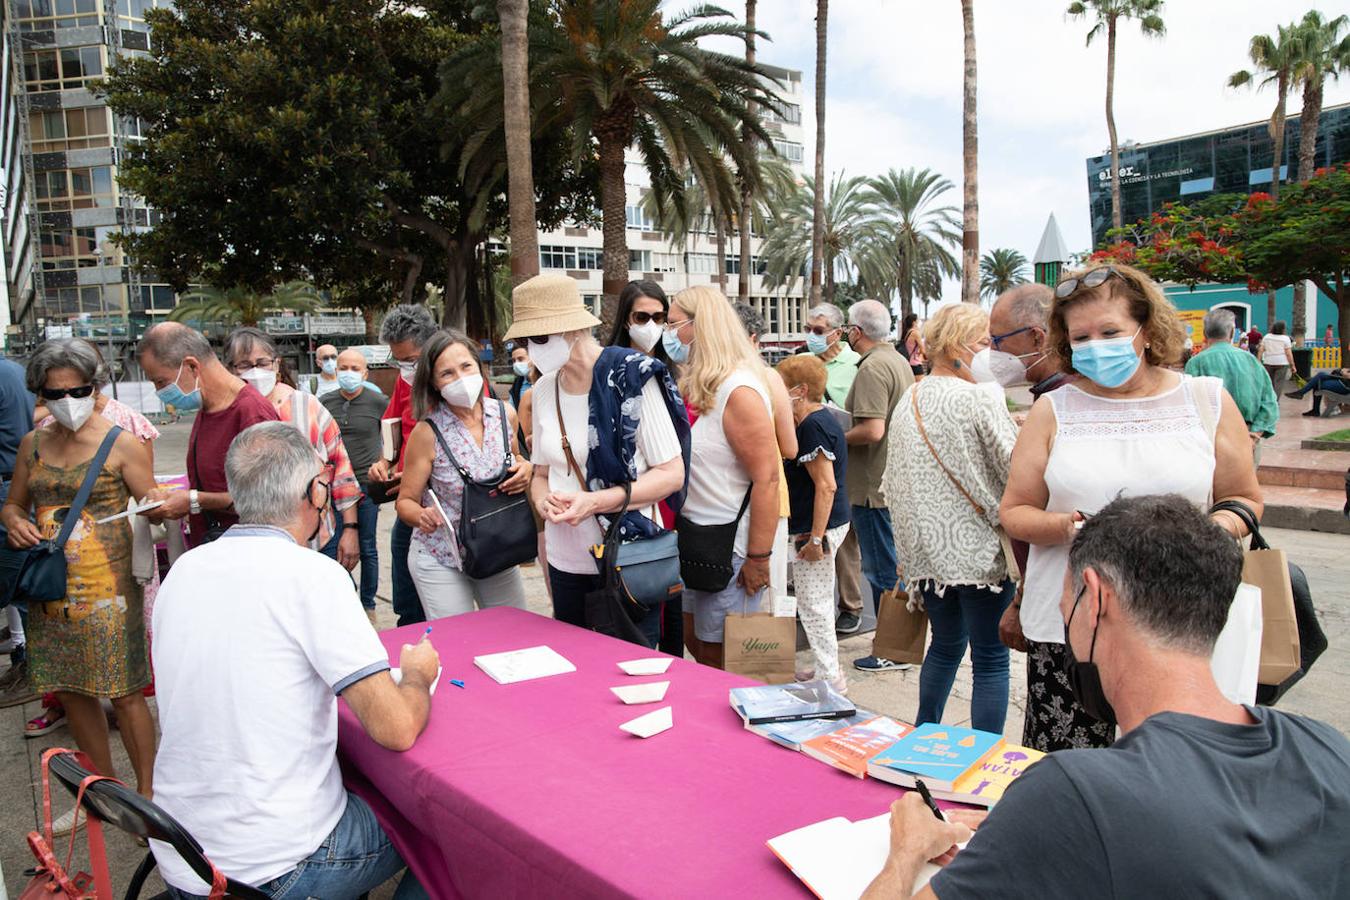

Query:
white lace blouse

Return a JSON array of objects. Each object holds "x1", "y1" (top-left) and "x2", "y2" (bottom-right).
[{"x1": 883, "y1": 377, "x2": 1018, "y2": 592}]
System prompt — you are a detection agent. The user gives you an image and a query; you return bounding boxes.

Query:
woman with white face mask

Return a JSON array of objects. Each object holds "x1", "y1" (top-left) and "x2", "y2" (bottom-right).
[
  {"x1": 1, "y1": 339, "x2": 159, "y2": 832},
  {"x1": 882, "y1": 304, "x2": 1019, "y2": 734},
  {"x1": 397, "y1": 330, "x2": 532, "y2": 615},
  {"x1": 224, "y1": 328, "x2": 361, "y2": 563},
  {"x1": 1001, "y1": 263, "x2": 1264, "y2": 753},
  {"x1": 509, "y1": 274, "x2": 687, "y2": 648},
  {"x1": 607, "y1": 279, "x2": 673, "y2": 364}
]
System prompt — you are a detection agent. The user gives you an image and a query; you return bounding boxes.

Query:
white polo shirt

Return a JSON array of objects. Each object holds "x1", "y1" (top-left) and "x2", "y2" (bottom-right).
[{"x1": 150, "y1": 524, "x2": 389, "y2": 892}]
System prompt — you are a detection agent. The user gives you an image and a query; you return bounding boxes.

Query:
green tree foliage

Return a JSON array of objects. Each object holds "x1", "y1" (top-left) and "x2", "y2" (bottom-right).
[
  {"x1": 865, "y1": 168, "x2": 962, "y2": 320},
  {"x1": 979, "y1": 248, "x2": 1029, "y2": 301},
  {"x1": 167, "y1": 281, "x2": 321, "y2": 329},
  {"x1": 1093, "y1": 195, "x2": 1246, "y2": 286}
]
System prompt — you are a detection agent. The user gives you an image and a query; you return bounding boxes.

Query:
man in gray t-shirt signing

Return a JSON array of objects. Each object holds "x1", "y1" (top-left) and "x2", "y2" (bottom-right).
[{"x1": 863, "y1": 494, "x2": 1350, "y2": 900}]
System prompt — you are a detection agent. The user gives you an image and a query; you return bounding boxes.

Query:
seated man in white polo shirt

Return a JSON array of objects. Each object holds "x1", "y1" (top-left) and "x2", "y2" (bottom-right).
[{"x1": 152, "y1": 422, "x2": 439, "y2": 899}]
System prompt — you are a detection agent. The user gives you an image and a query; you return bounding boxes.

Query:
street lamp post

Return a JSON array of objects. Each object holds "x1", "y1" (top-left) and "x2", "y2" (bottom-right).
[{"x1": 94, "y1": 240, "x2": 119, "y2": 400}]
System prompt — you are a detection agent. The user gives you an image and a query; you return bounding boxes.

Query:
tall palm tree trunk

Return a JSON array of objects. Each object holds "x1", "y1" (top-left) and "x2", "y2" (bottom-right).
[
  {"x1": 960, "y1": 0, "x2": 979, "y2": 304},
  {"x1": 1291, "y1": 79, "x2": 1324, "y2": 342},
  {"x1": 810, "y1": 0, "x2": 827, "y2": 305},
  {"x1": 1105, "y1": 16, "x2": 1122, "y2": 232},
  {"x1": 499, "y1": 0, "x2": 538, "y2": 288},
  {"x1": 738, "y1": 0, "x2": 756, "y2": 301},
  {"x1": 596, "y1": 124, "x2": 631, "y2": 327},
  {"x1": 716, "y1": 225, "x2": 728, "y2": 292},
  {"x1": 1266, "y1": 76, "x2": 1288, "y2": 329}
]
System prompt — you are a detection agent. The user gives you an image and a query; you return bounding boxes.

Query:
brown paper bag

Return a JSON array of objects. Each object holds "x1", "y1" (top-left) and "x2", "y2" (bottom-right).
[
  {"x1": 1242, "y1": 547, "x2": 1301, "y2": 686},
  {"x1": 724, "y1": 603, "x2": 796, "y2": 684},
  {"x1": 871, "y1": 580, "x2": 928, "y2": 665}
]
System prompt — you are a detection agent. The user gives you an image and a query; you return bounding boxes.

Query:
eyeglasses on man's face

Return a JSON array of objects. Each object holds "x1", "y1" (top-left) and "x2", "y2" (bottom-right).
[{"x1": 233, "y1": 357, "x2": 276, "y2": 373}]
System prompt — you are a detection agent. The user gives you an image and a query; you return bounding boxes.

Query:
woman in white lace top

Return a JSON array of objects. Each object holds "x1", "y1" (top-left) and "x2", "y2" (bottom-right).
[
  {"x1": 1001, "y1": 263, "x2": 1263, "y2": 752},
  {"x1": 883, "y1": 304, "x2": 1018, "y2": 734}
]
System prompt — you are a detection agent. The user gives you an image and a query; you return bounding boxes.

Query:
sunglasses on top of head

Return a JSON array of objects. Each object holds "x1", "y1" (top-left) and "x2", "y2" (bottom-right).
[
  {"x1": 629, "y1": 310, "x2": 667, "y2": 326},
  {"x1": 1054, "y1": 266, "x2": 1121, "y2": 300},
  {"x1": 39, "y1": 385, "x2": 96, "y2": 401}
]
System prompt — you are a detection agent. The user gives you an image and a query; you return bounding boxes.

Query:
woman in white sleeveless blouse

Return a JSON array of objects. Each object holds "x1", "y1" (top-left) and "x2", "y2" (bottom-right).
[{"x1": 1001, "y1": 264, "x2": 1263, "y2": 752}]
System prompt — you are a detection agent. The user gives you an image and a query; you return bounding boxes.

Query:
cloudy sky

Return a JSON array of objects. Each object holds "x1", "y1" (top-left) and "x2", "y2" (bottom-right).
[{"x1": 698, "y1": 1, "x2": 1350, "y2": 306}]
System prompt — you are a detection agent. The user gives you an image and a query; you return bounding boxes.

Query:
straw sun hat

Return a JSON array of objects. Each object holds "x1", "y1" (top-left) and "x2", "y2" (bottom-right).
[{"x1": 502, "y1": 273, "x2": 602, "y2": 340}]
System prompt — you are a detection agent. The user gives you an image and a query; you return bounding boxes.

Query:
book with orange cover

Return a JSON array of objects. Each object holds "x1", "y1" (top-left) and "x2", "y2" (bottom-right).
[
  {"x1": 801, "y1": 717, "x2": 915, "y2": 778},
  {"x1": 930, "y1": 743, "x2": 1046, "y2": 807}
]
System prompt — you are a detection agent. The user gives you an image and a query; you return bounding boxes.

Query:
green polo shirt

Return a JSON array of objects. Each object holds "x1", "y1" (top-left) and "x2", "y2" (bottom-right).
[
  {"x1": 822, "y1": 343, "x2": 861, "y2": 407},
  {"x1": 1184, "y1": 341, "x2": 1279, "y2": 437}
]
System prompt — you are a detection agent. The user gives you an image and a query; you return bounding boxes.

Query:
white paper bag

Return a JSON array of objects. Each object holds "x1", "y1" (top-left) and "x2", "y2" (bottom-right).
[{"x1": 1211, "y1": 583, "x2": 1263, "y2": 706}]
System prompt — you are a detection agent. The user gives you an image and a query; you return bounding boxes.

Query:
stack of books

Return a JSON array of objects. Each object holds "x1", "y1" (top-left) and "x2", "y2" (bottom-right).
[
  {"x1": 729, "y1": 681, "x2": 856, "y2": 726},
  {"x1": 866, "y1": 723, "x2": 1045, "y2": 807}
]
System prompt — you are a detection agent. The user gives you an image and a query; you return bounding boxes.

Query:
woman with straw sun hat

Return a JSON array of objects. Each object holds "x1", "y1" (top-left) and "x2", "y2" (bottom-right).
[{"x1": 507, "y1": 274, "x2": 688, "y2": 648}]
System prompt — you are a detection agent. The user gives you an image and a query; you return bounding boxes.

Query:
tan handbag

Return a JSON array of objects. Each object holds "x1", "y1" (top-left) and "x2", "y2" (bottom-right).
[{"x1": 871, "y1": 579, "x2": 929, "y2": 665}]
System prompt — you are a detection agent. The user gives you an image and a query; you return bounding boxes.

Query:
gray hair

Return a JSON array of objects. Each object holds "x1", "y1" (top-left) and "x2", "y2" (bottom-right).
[
  {"x1": 1202, "y1": 309, "x2": 1236, "y2": 341},
  {"x1": 807, "y1": 304, "x2": 844, "y2": 329},
  {"x1": 138, "y1": 322, "x2": 214, "y2": 367},
  {"x1": 26, "y1": 338, "x2": 102, "y2": 393},
  {"x1": 225, "y1": 422, "x2": 323, "y2": 527},
  {"x1": 379, "y1": 304, "x2": 438, "y2": 347},
  {"x1": 995, "y1": 283, "x2": 1053, "y2": 330},
  {"x1": 1069, "y1": 494, "x2": 1242, "y2": 655},
  {"x1": 847, "y1": 299, "x2": 891, "y2": 341},
  {"x1": 733, "y1": 302, "x2": 766, "y2": 339}
]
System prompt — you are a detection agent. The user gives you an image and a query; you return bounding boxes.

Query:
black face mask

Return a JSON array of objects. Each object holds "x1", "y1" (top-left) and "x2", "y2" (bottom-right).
[{"x1": 1062, "y1": 586, "x2": 1118, "y2": 726}]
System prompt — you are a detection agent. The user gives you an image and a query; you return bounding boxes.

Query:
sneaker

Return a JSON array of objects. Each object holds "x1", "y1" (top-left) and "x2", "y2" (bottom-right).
[
  {"x1": 852, "y1": 654, "x2": 913, "y2": 673},
  {"x1": 1303, "y1": 409, "x2": 1321, "y2": 417},
  {"x1": 835, "y1": 611, "x2": 861, "y2": 635},
  {"x1": 49, "y1": 806, "x2": 85, "y2": 837},
  {"x1": 1284, "y1": 390, "x2": 1304, "y2": 400},
  {"x1": 0, "y1": 659, "x2": 39, "y2": 708},
  {"x1": 828, "y1": 674, "x2": 849, "y2": 695}
]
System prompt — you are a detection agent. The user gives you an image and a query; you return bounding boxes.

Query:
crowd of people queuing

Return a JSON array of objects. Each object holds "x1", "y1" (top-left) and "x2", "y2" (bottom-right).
[{"x1": 0, "y1": 260, "x2": 1347, "y2": 898}]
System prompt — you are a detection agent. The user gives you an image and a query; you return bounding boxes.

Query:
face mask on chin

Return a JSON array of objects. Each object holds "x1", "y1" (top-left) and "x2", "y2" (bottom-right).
[{"x1": 1061, "y1": 586, "x2": 1118, "y2": 726}]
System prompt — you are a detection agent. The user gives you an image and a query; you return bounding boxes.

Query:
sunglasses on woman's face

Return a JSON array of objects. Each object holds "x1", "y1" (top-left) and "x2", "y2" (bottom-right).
[
  {"x1": 526, "y1": 335, "x2": 552, "y2": 346},
  {"x1": 629, "y1": 310, "x2": 667, "y2": 326},
  {"x1": 40, "y1": 385, "x2": 95, "y2": 401},
  {"x1": 1054, "y1": 266, "x2": 1119, "y2": 300}
]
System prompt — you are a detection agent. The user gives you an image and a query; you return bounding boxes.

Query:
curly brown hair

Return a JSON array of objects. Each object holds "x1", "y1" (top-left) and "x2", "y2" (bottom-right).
[{"x1": 1047, "y1": 263, "x2": 1187, "y2": 374}]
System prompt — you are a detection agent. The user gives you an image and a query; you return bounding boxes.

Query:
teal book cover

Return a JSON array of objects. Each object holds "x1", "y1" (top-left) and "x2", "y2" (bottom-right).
[{"x1": 868, "y1": 724, "x2": 1003, "y2": 788}]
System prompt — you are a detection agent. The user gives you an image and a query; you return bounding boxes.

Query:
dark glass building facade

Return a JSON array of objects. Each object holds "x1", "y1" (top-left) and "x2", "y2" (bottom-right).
[{"x1": 1086, "y1": 101, "x2": 1350, "y2": 248}]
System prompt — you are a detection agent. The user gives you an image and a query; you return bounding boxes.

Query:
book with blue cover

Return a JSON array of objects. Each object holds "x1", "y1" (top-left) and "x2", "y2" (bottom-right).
[
  {"x1": 729, "y1": 681, "x2": 856, "y2": 726},
  {"x1": 866, "y1": 723, "x2": 1005, "y2": 792}
]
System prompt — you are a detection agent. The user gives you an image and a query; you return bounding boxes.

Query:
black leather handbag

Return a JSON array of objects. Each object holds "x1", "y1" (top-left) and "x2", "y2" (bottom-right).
[
  {"x1": 428, "y1": 403, "x2": 536, "y2": 579},
  {"x1": 675, "y1": 487, "x2": 752, "y2": 593}
]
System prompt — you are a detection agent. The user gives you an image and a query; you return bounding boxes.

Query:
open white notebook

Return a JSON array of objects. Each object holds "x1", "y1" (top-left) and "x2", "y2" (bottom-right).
[{"x1": 768, "y1": 813, "x2": 959, "y2": 899}]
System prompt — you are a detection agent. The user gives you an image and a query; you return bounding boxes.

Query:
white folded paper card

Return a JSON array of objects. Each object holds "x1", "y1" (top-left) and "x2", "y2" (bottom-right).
[
  {"x1": 617, "y1": 657, "x2": 673, "y2": 676},
  {"x1": 390, "y1": 666, "x2": 443, "y2": 695},
  {"x1": 619, "y1": 705, "x2": 673, "y2": 738},
  {"x1": 767, "y1": 813, "x2": 962, "y2": 899},
  {"x1": 474, "y1": 646, "x2": 576, "y2": 684},
  {"x1": 95, "y1": 500, "x2": 164, "y2": 524},
  {"x1": 609, "y1": 681, "x2": 670, "y2": 704}
]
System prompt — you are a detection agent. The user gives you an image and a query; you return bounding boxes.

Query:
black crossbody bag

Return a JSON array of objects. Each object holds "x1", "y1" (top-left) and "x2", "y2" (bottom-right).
[
  {"x1": 427, "y1": 402, "x2": 536, "y2": 579},
  {"x1": 675, "y1": 486, "x2": 752, "y2": 593}
]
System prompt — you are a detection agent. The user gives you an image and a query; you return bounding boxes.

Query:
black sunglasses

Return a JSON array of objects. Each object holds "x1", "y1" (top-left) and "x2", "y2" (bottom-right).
[
  {"x1": 39, "y1": 385, "x2": 95, "y2": 401},
  {"x1": 1054, "y1": 266, "x2": 1120, "y2": 300},
  {"x1": 630, "y1": 310, "x2": 667, "y2": 326},
  {"x1": 526, "y1": 335, "x2": 552, "y2": 346}
]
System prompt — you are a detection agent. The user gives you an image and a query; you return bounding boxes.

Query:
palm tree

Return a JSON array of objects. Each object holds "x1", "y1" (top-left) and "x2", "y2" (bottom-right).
[
  {"x1": 167, "y1": 281, "x2": 321, "y2": 328},
  {"x1": 979, "y1": 248, "x2": 1029, "y2": 301},
  {"x1": 738, "y1": 0, "x2": 758, "y2": 301},
  {"x1": 760, "y1": 173, "x2": 885, "y2": 304},
  {"x1": 960, "y1": 0, "x2": 979, "y2": 304},
  {"x1": 864, "y1": 168, "x2": 962, "y2": 321},
  {"x1": 810, "y1": 0, "x2": 828, "y2": 305},
  {"x1": 1229, "y1": 20, "x2": 1300, "y2": 328},
  {"x1": 499, "y1": 0, "x2": 539, "y2": 287},
  {"x1": 1289, "y1": 10, "x2": 1349, "y2": 340},
  {"x1": 1066, "y1": 0, "x2": 1166, "y2": 232}
]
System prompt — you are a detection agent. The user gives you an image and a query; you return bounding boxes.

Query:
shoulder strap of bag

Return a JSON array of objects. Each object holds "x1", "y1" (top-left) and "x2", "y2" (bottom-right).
[
  {"x1": 53, "y1": 426, "x2": 122, "y2": 551},
  {"x1": 911, "y1": 388, "x2": 986, "y2": 518},
  {"x1": 426, "y1": 417, "x2": 472, "y2": 483},
  {"x1": 554, "y1": 376, "x2": 587, "y2": 488}
]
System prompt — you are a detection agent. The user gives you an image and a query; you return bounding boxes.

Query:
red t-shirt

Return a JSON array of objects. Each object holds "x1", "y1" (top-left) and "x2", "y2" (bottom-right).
[
  {"x1": 382, "y1": 376, "x2": 418, "y2": 469},
  {"x1": 185, "y1": 384, "x2": 280, "y2": 545}
]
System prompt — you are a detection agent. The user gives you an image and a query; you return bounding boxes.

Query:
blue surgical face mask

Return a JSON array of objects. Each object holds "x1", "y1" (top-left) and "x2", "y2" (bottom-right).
[
  {"x1": 157, "y1": 360, "x2": 202, "y2": 412},
  {"x1": 1070, "y1": 327, "x2": 1143, "y2": 389},
  {"x1": 805, "y1": 331, "x2": 834, "y2": 356},
  {"x1": 662, "y1": 327, "x2": 689, "y2": 364},
  {"x1": 320, "y1": 358, "x2": 337, "y2": 376},
  {"x1": 336, "y1": 370, "x2": 363, "y2": 393},
  {"x1": 512, "y1": 360, "x2": 531, "y2": 379}
]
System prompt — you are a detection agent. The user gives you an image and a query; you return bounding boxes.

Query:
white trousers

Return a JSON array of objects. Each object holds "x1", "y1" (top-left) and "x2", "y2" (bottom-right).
[
  {"x1": 790, "y1": 522, "x2": 850, "y2": 681},
  {"x1": 409, "y1": 541, "x2": 527, "y2": 619}
]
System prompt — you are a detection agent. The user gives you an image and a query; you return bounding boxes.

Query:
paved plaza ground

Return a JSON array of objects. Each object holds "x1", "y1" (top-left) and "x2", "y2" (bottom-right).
[{"x1": 1, "y1": 402, "x2": 1346, "y2": 895}]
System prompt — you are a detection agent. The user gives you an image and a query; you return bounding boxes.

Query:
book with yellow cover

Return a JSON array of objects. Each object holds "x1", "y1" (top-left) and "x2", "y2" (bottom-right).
[
  {"x1": 930, "y1": 743, "x2": 1046, "y2": 807},
  {"x1": 801, "y1": 717, "x2": 915, "y2": 778}
]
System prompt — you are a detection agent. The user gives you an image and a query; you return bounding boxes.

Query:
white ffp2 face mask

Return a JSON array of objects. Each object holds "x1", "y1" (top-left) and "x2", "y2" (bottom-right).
[
  {"x1": 50, "y1": 395, "x2": 96, "y2": 431},
  {"x1": 241, "y1": 367, "x2": 277, "y2": 398},
  {"x1": 528, "y1": 334, "x2": 574, "y2": 374},
  {"x1": 440, "y1": 373, "x2": 484, "y2": 409},
  {"x1": 628, "y1": 321, "x2": 662, "y2": 353}
]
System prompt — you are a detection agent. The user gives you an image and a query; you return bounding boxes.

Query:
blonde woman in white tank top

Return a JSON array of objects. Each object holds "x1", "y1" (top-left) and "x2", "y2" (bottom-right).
[{"x1": 1001, "y1": 264, "x2": 1263, "y2": 753}]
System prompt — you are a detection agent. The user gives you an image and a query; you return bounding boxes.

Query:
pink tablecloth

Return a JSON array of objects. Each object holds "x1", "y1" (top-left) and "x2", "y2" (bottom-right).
[{"x1": 337, "y1": 607, "x2": 944, "y2": 899}]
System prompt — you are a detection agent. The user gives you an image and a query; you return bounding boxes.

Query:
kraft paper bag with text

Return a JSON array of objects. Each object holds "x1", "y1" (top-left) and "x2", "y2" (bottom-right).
[
  {"x1": 1242, "y1": 546, "x2": 1301, "y2": 686},
  {"x1": 871, "y1": 580, "x2": 928, "y2": 666},
  {"x1": 724, "y1": 591, "x2": 795, "y2": 684}
]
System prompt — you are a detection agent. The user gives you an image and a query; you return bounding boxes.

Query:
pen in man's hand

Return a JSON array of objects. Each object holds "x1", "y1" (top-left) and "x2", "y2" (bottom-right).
[
  {"x1": 420, "y1": 626, "x2": 432, "y2": 643},
  {"x1": 914, "y1": 779, "x2": 947, "y2": 822}
]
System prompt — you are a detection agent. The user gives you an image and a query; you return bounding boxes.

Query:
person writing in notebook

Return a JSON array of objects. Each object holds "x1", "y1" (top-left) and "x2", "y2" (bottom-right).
[{"x1": 861, "y1": 494, "x2": 1350, "y2": 899}]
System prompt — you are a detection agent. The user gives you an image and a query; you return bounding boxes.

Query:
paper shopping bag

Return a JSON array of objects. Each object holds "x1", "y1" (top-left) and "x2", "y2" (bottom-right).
[
  {"x1": 1242, "y1": 546, "x2": 1301, "y2": 686},
  {"x1": 1211, "y1": 583, "x2": 1263, "y2": 705},
  {"x1": 871, "y1": 581, "x2": 928, "y2": 665},
  {"x1": 724, "y1": 608, "x2": 796, "y2": 684}
]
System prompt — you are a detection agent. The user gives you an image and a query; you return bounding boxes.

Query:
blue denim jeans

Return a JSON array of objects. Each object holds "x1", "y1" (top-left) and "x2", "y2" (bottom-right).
[
  {"x1": 321, "y1": 496, "x2": 380, "y2": 610},
  {"x1": 167, "y1": 793, "x2": 425, "y2": 900},
  {"x1": 548, "y1": 565, "x2": 661, "y2": 648},
  {"x1": 916, "y1": 581, "x2": 1016, "y2": 734},
  {"x1": 390, "y1": 518, "x2": 425, "y2": 626},
  {"x1": 850, "y1": 505, "x2": 897, "y2": 610}
]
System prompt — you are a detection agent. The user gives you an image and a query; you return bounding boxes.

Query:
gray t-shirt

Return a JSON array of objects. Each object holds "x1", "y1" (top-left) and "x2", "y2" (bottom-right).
[
  {"x1": 320, "y1": 388, "x2": 387, "y2": 489},
  {"x1": 932, "y1": 706, "x2": 1350, "y2": 899}
]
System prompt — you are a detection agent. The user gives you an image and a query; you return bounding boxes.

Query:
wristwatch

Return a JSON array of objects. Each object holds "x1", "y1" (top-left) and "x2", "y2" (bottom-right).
[
  {"x1": 343, "y1": 522, "x2": 360, "y2": 531},
  {"x1": 188, "y1": 489, "x2": 201, "y2": 515},
  {"x1": 808, "y1": 535, "x2": 824, "y2": 546}
]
